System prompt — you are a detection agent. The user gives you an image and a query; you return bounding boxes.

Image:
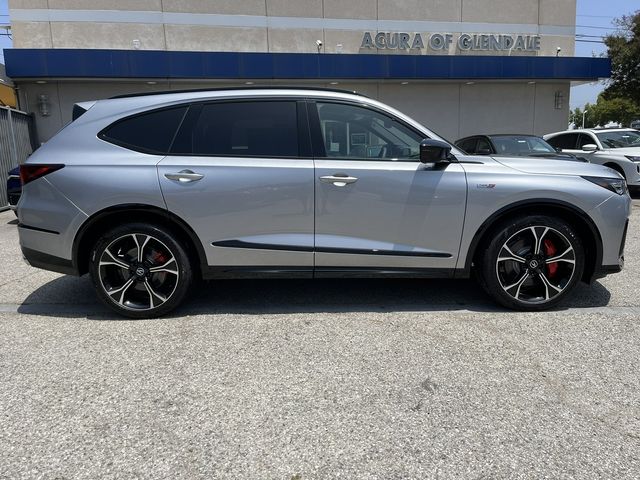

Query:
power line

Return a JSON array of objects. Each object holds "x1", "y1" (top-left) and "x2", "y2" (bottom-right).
[
  {"x1": 577, "y1": 14, "x2": 617, "y2": 19},
  {"x1": 576, "y1": 24, "x2": 620, "y2": 31},
  {"x1": 576, "y1": 39, "x2": 606, "y2": 44}
]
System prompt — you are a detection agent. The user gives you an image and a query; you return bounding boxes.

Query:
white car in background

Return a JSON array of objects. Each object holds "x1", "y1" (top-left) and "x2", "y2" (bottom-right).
[{"x1": 544, "y1": 128, "x2": 640, "y2": 192}]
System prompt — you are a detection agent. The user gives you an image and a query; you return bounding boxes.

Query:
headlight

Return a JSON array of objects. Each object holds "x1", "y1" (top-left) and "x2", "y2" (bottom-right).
[
  {"x1": 625, "y1": 155, "x2": 640, "y2": 162},
  {"x1": 582, "y1": 176, "x2": 627, "y2": 195}
]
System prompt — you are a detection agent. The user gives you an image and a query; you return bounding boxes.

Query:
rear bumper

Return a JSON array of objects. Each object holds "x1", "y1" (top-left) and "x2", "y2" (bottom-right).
[{"x1": 21, "y1": 246, "x2": 79, "y2": 276}]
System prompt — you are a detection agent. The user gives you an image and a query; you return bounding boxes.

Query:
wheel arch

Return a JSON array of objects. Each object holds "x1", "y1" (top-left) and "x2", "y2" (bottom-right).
[
  {"x1": 603, "y1": 162, "x2": 626, "y2": 178},
  {"x1": 73, "y1": 204, "x2": 207, "y2": 278},
  {"x1": 461, "y1": 199, "x2": 603, "y2": 284}
]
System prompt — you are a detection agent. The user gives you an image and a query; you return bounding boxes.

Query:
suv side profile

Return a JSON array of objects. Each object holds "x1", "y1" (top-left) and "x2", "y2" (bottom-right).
[
  {"x1": 17, "y1": 88, "x2": 630, "y2": 318},
  {"x1": 544, "y1": 128, "x2": 640, "y2": 192}
]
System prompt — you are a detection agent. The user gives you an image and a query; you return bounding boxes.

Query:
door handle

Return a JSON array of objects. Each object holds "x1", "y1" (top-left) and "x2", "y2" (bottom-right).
[
  {"x1": 164, "y1": 169, "x2": 204, "y2": 183},
  {"x1": 319, "y1": 174, "x2": 358, "y2": 187}
]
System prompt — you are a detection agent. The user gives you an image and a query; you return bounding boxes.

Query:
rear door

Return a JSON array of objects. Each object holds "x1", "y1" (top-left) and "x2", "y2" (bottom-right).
[
  {"x1": 157, "y1": 99, "x2": 315, "y2": 275},
  {"x1": 308, "y1": 100, "x2": 467, "y2": 275}
]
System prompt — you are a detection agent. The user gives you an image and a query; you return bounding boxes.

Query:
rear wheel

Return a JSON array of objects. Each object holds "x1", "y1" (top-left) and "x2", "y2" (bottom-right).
[
  {"x1": 477, "y1": 215, "x2": 584, "y2": 310},
  {"x1": 89, "y1": 223, "x2": 193, "y2": 318}
]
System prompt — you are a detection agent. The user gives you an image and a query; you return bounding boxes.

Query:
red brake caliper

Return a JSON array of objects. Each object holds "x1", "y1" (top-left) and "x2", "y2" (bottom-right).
[
  {"x1": 543, "y1": 238, "x2": 558, "y2": 278},
  {"x1": 152, "y1": 249, "x2": 167, "y2": 265}
]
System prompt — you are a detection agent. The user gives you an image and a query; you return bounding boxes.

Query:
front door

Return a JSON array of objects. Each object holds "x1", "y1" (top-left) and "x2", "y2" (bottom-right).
[
  {"x1": 308, "y1": 100, "x2": 467, "y2": 275},
  {"x1": 157, "y1": 99, "x2": 314, "y2": 275}
]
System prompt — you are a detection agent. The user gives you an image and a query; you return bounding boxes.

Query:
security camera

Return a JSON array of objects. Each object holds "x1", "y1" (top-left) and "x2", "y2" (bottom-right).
[
  {"x1": 316, "y1": 40, "x2": 323, "y2": 48},
  {"x1": 556, "y1": 46, "x2": 562, "y2": 57}
]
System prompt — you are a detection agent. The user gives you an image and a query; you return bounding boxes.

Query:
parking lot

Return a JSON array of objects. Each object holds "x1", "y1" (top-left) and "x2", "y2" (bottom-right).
[{"x1": 1, "y1": 204, "x2": 639, "y2": 479}]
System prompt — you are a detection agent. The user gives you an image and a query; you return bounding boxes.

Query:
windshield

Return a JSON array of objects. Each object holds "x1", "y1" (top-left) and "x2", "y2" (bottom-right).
[
  {"x1": 491, "y1": 136, "x2": 556, "y2": 155},
  {"x1": 596, "y1": 130, "x2": 640, "y2": 149}
]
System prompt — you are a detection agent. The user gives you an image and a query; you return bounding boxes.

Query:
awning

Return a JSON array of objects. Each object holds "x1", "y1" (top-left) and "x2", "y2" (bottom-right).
[{"x1": 3, "y1": 49, "x2": 611, "y2": 81}]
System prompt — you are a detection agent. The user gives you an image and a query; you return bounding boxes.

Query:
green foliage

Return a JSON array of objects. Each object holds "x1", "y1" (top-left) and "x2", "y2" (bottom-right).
[
  {"x1": 603, "y1": 11, "x2": 640, "y2": 104},
  {"x1": 571, "y1": 96, "x2": 640, "y2": 128}
]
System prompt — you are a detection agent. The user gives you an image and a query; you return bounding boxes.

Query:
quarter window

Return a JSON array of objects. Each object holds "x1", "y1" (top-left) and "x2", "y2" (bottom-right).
[
  {"x1": 100, "y1": 106, "x2": 188, "y2": 154},
  {"x1": 313, "y1": 102, "x2": 423, "y2": 160},
  {"x1": 546, "y1": 133, "x2": 579, "y2": 150},
  {"x1": 172, "y1": 101, "x2": 299, "y2": 157},
  {"x1": 576, "y1": 133, "x2": 597, "y2": 148},
  {"x1": 457, "y1": 138, "x2": 477, "y2": 154}
]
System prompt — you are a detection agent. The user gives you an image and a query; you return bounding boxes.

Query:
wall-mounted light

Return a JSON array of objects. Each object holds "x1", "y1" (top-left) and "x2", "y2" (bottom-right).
[
  {"x1": 37, "y1": 94, "x2": 51, "y2": 117},
  {"x1": 554, "y1": 91, "x2": 564, "y2": 110}
]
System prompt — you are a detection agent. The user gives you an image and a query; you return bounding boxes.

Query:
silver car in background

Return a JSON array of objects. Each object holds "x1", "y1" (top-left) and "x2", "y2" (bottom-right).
[
  {"x1": 544, "y1": 128, "x2": 640, "y2": 193},
  {"x1": 17, "y1": 88, "x2": 630, "y2": 318}
]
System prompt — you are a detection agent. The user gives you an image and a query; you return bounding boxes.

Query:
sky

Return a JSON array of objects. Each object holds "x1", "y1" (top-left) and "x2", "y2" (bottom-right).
[
  {"x1": 572, "y1": 0, "x2": 638, "y2": 109},
  {"x1": 0, "y1": 0, "x2": 637, "y2": 108}
]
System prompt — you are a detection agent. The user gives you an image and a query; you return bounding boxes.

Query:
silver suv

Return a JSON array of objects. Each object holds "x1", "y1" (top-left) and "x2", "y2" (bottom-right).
[
  {"x1": 544, "y1": 128, "x2": 640, "y2": 192},
  {"x1": 17, "y1": 88, "x2": 630, "y2": 318}
]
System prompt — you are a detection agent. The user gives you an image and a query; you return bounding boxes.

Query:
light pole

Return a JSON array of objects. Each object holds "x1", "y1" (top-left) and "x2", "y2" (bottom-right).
[{"x1": 582, "y1": 109, "x2": 588, "y2": 129}]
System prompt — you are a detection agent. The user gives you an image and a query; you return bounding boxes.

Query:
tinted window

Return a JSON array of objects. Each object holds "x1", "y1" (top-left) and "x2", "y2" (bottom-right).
[
  {"x1": 476, "y1": 137, "x2": 492, "y2": 154},
  {"x1": 314, "y1": 102, "x2": 423, "y2": 160},
  {"x1": 101, "y1": 106, "x2": 188, "y2": 154},
  {"x1": 546, "y1": 133, "x2": 579, "y2": 150},
  {"x1": 577, "y1": 133, "x2": 598, "y2": 148},
  {"x1": 172, "y1": 101, "x2": 298, "y2": 157},
  {"x1": 457, "y1": 138, "x2": 477, "y2": 153}
]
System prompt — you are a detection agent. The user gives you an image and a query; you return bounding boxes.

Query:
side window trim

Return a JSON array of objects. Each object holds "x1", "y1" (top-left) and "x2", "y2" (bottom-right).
[{"x1": 306, "y1": 98, "x2": 427, "y2": 161}]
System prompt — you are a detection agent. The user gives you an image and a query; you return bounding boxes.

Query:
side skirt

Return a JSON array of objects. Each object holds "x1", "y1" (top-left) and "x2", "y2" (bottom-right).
[{"x1": 202, "y1": 266, "x2": 458, "y2": 280}]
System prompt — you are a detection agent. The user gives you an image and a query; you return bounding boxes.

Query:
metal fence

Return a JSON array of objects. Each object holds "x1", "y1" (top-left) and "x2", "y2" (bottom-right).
[{"x1": 0, "y1": 106, "x2": 37, "y2": 210}]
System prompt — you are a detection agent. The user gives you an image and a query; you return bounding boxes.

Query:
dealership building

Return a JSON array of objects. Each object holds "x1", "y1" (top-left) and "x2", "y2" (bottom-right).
[{"x1": 4, "y1": 0, "x2": 609, "y2": 144}]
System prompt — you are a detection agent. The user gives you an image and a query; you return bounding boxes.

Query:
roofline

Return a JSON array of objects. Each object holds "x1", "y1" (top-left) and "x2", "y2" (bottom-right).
[{"x1": 109, "y1": 85, "x2": 369, "y2": 100}]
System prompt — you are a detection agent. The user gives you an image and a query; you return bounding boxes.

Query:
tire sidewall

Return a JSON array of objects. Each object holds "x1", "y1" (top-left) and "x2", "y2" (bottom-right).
[
  {"x1": 479, "y1": 215, "x2": 585, "y2": 311},
  {"x1": 89, "y1": 223, "x2": 193, "y2": 318}
]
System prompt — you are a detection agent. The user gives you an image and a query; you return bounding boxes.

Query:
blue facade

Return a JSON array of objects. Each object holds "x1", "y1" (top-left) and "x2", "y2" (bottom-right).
[{"x1": 4, "y1": 49, "x2": 611, "y2": 81}]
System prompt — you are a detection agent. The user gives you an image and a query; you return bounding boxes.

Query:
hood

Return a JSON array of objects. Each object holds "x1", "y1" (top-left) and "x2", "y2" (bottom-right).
[
  {"x1": 505, "y1": 152, "x2": 587, "y2": 162},
  {"x1": 600, "y1": 146, "x2": 640, "y2": 155},
  {"x1": 492, "y1": 156, "x2": 621, "y2": 178}
]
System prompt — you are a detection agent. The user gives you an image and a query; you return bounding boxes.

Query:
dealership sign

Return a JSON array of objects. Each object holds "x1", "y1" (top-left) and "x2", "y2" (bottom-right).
[{"x1": 360, "y1": 32, "x2": 541, "y2": 52}]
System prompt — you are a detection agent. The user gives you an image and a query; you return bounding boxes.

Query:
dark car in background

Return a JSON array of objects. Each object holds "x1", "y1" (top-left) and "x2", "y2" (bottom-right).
[
  {"x1": 7, "y1": 166, "x2": 20, "y2": 210},
  {"x1": 455, "y1": 134, "x2": 588, "y2": 162}
]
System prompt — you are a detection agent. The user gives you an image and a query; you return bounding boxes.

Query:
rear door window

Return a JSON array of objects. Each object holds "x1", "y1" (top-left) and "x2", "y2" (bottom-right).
[
  {"x1": 100, "y1": 106, "x2": 188, "y2": 154},
  {"x1": 171, "y1": 101, "x2": 299, "y2": 157}
]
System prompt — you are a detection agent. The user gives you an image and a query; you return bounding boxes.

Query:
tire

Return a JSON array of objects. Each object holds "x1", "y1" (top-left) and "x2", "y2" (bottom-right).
[
  {"x1": 477, "y1": 215, "x2": 585, "y2": 311},
  {"x1": 89, "y1": 222, "x2": 193, "y2": 318}
]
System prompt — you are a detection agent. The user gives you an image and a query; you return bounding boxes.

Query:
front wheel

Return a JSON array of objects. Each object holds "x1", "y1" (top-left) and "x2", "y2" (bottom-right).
[
  {"x1": 477, "y1": 215, "x2": 585, "y2": 311},
  {"x1": 89, "y1": 223, "x2": 193, "y2": 318}
]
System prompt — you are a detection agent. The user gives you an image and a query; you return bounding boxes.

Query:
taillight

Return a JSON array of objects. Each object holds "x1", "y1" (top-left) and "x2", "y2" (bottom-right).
[{"x1": 20, "y1": 164, "x2": 64, "y2": 186}]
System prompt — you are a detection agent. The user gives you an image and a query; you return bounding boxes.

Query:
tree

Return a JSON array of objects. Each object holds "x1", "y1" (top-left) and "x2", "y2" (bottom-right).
[
  {"x1": 603, "y1": 11, "x2": 640, "y2": 104},
  {"x1": 590, "y1": 95, "x2": 640, "y2": 126}
]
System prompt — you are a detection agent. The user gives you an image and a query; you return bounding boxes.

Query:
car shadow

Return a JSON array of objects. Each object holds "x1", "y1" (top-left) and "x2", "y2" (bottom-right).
[{"x1": 17, "y1": 274, "x2": 612, "y2": 320}]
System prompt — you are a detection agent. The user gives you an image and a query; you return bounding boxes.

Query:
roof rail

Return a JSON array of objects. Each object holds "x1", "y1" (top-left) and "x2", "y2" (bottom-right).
[{"x1": 109, "y1": 86, "x2": 369, "y2": 100}]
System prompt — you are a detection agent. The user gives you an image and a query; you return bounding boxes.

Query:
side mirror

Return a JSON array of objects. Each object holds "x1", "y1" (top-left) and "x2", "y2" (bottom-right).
[
  {"x1": 420, "y1": 139, "x2": 453, "y2": 164},
  {"x1": 477, "y1": 148, "x2": 492, "y2": 155},
  {"x1": 582, "y1": 144, "x2": 598, "y2": 152}
]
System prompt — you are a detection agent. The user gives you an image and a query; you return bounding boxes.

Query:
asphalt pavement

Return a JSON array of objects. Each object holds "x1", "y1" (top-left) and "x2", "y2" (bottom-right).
[{"x1": 1, "y1": 204, "x2": 639, "y2": 479}]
